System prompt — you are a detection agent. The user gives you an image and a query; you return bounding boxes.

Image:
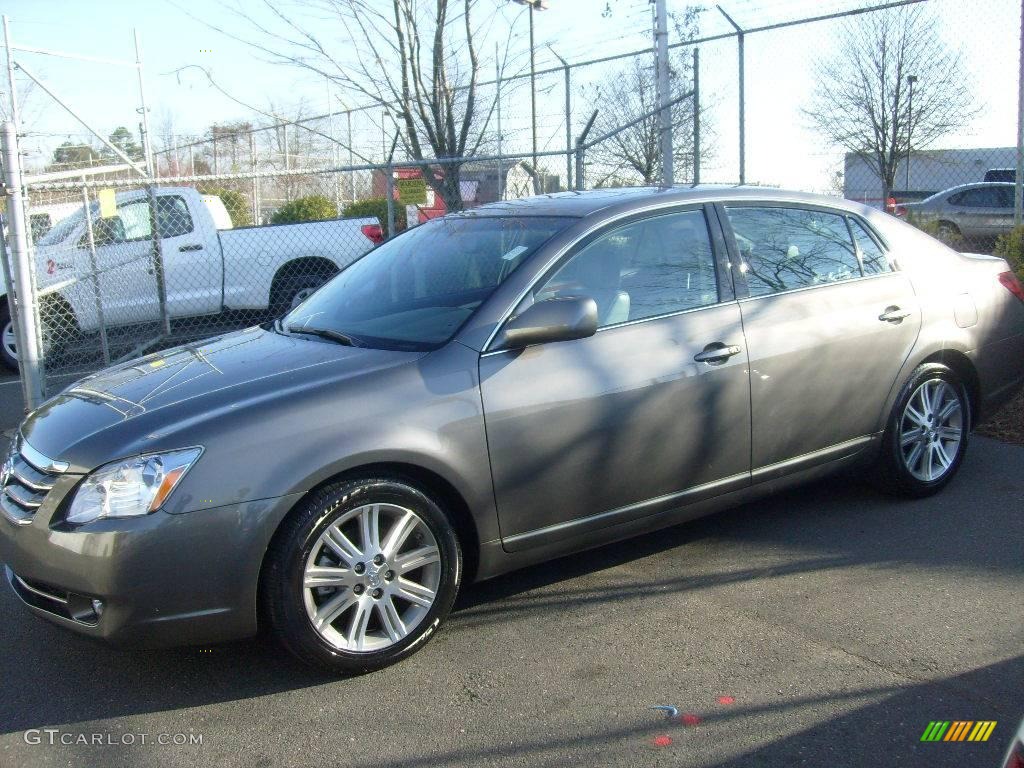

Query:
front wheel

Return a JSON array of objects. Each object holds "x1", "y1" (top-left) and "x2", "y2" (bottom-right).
[
  {"x1": 261, "y1": 476, "x2": 462, "y2": 674},
  {"x1": 875, "y1": 363, "x2": 970, "y2": 497}
]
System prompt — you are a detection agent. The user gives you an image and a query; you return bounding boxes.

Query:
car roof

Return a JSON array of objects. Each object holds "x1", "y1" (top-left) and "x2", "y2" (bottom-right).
[
  {"x1": 937, "y1": 182, "x2": 1014, "y2": 194},
  {"x1": 450, "y1": 185, "x2": 867, "y2": 220}
]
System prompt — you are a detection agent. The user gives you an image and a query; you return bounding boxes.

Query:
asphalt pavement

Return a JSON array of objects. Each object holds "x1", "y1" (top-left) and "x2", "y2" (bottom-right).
[{"x1": 0, "y1": 368, "x2": 1021, "y2": 767}]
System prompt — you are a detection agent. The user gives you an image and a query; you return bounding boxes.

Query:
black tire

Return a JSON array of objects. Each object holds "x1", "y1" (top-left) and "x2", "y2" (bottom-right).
[
  {"x1": 269, "y1": 268, "x2": 336, "y2": 316},
  {"x1": 261, "y1": 476, "x2": 462, "y2": 675},
  {"x1": 874, "y1": 363, "x2": 971, "y2": 498},
  {"x1": 0, "y1": 300, "x2": 17, "y2": 372}
]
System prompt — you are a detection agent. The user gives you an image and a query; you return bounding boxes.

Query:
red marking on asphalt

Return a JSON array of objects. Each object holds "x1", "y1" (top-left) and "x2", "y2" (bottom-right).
[
  {"x1": 653, "y1": 735, "x2": 673, "y2": 747},
  {"x1": 680, "y1": 713, "x2": 702, "y2": 726},
  {"x1": 717, "y1": 696, "x2": 735, "y2": 705}
]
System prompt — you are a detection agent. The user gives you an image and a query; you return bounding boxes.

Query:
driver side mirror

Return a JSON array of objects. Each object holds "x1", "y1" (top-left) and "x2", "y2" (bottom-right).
[{"x1": 493, "y1": 296, "x2": 598, "y2": 351}]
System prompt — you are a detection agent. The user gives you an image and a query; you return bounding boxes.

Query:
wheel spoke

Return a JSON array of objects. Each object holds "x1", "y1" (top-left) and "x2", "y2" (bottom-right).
[
  {"x1": 323, "y1": 524, "x2": 362, "y2": 566},
  {"x1": 313, "y1": 590, "x2": 355, "y2": 631},
  {"x1": 395, "y1": 545, "x2": 440, "y2": 574},
  {"x1": 346, "y1": 597, "x2": 373, "y2": 650},
  {"x1": 304, "y1": 565, "x2": 356, "y2": 589},
  {"x1": 381, "y1": 511, "x2": 419, "y2": 557},
  {"x1": 937, "y1": 425, "x2": 962, "y2": 440},
  {"x1": 904, "y1": 402, "x2": 928, "y2": 428},
  {"x1": 900, "y1": 426, "x2": 925, "y2": 447},
  {"x1": 933, "y1": 442, "x2": 953, "y2": 472},
  {"x1": 394, "y1": 577, "x2": 436, "y2": 608},
  {"x1": 377, "y1": 597, "x2": 406, "y2": 643},
  {"x1": 359, "y1": 504, "x2": 382, "y2": 557},
  {"x1": 936, "y1": 398, "x2": 961, "y2": 424},
  {"x1": 904, "y1": 440, "x2": 925, "y2": 473},
  {"x1": 924, "y1": 442, "x2": 936, "y2": 481},
  {"x1": 919, "y1": 382, "x2": 933, "y2": 414}
]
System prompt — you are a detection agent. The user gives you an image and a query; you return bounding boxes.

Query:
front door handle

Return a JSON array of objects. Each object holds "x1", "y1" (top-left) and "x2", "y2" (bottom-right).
[
  {"x1": 178, "y1": 244, "x2": 203, "y2": 252},
  {"x1": 694, "y1": 343, "x2": 743, "y2": 364},
  {"x1": 878, "y1": 306, "x2": 911, "y2": 323}
]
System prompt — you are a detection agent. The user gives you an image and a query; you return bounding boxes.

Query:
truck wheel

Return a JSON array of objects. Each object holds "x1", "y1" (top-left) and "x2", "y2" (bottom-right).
[
  {"x1": 261, "y1": 476, "x2": 462, "y2": 674},
  {"x1": 1, "y1": 300, "x2": 17, "y2": 372},
  {"x1": 270, "y1": 269, "x2": 337, "y2": 316}
]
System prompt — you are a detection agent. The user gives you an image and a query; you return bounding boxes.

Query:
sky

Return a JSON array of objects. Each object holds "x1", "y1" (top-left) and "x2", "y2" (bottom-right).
[{"x1": 2, "y1": 0, "x2": 1020, "y2": 192}]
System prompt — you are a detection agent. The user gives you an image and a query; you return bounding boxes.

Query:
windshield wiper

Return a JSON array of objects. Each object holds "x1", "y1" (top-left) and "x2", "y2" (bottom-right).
[{"x1": 286, "y1": 325, "x2": 363, "y2": 347}]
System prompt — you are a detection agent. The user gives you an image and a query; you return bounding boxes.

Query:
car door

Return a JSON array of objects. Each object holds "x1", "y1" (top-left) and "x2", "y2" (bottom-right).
[
  {"x1": 950, "y1": 187, "x2": 1001, "y2": 244},
  {"x1": 83, "y1": 196, "x2": 163, "y2": 327},
  {"x1": 479, "y1": 206, "x2": 751, "y2": 551},
  {"x1": 155, "y1": 194, "x2": 223, "y2": 317},
  {"x1": 720, "y1": 204, "x2": 922, "y2": 474}
]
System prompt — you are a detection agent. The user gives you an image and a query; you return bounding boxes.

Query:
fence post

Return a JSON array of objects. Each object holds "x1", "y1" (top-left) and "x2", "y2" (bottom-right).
[
  {"x1": 574, "y1": 109, "x2": 599, "y2": 191},
  {"x1": 385, "y1": 166, "x2": 396, "y2": 240},
  {"x1": 81, "y1": 186, "x2": 110, "y2": 365},
  {"x1": 249, "y1": 133, "x2": 260, "y2": 225},
  {"x1": 693, "y1": 47, "x2": 701, "y2": 186},
  {"x1": 1, "y1": 122, "x2": 44, "y2": 410},
  {"x1": 145, "y1": 185, "x2": 171, "y2": 336}
]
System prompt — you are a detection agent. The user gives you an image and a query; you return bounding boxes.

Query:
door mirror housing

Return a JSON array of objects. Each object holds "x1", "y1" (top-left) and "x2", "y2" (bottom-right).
[{"x1": 494, "y1": 296, "x2": 598, "y2": 350}]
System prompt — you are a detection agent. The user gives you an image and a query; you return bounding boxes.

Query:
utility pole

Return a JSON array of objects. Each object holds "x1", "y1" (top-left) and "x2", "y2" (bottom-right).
[
  {"x1": 905, "y1": 74, "x2": 917, "y2": 193},
  {"x1": 693, "y1": 47, "x2": 700, "y2": 185},
  {"x1": 654, "y1": 0, "x2": 673, "y2": 186},
  {"x1": 134, "y1": 29, "x2": 154, "y2": 178}
]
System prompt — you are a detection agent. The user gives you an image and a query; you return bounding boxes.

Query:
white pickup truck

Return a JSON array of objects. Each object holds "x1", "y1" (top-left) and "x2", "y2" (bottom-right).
[{"x1": 2, "y1": 186, "x2": 381, "y2": 369}]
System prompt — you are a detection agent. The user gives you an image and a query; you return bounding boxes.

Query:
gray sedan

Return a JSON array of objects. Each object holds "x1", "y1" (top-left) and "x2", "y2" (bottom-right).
[
  {"x1": 2, "y1": 187, "x2": 1024, "y2": 674},
  {"x1": 898, "y1": 182, "x2": 1017, "y2": 244}
]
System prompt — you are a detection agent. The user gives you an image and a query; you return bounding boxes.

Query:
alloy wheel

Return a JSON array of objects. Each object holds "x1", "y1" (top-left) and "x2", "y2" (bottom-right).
[
  {"x1": 302, "y1": 502, "x2": 442, "y2": 652},
  {"x1": 2, "y1": 320, "x2": 16, "y2": 362},
  {"x1": 898, "y1": 378, "x2": 963, "y2": 482}
]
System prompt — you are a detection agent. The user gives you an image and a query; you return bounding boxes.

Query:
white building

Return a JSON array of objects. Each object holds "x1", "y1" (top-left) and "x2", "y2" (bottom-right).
[{"x1": 844, "y1": 146, "x2": 1016, "y2": 207}]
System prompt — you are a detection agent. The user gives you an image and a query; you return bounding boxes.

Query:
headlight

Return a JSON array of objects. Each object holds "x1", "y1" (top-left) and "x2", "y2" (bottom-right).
[{"x1": 66, "y1": 448, "x2": 203, "y2": 524}]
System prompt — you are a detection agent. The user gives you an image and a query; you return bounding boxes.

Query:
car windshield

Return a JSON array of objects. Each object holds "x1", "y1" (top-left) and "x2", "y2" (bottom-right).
[{"x1": 283, "y1": 215, "x2": 573, "y2": 350}]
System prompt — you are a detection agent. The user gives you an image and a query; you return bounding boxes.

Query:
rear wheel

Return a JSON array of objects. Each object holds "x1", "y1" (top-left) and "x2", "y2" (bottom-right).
[
  {"x1": 1, "y1": 300, "x2": 17, "y2": 371},
  {"x1": 261, "y1": 476, "x2": 462, "y2": 674},
  {"x1": 269, "y1": 266, "x2": 337, "y2": 316},
  {"x1": 875, "y1": 363, "x2": 970, "y2": 497}
]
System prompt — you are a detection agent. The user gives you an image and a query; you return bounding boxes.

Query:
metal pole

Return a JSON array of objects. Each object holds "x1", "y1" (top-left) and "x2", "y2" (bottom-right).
[
  {"x1": 575, "y1": 109, "x2": 599, "y2": 191},
  {"x1": 547, "y1": 45, "x2": 572, "y2": 193},
  {"x1": 529, "y1": 5, "x2": 538, "y2": 193},
  {"x1": 81, "y1": 186, "x2": 110, "y2": 365},
  {"x1": 0, "y1": 208, "x2": 25, "y2": 404},
  {"x1": 693, "y1": 47, "x2": 701, "y2": 186},
  {"x1": 134, "y1": 30, "x2": 154, "y2": 177},
  {"x1": 1016, "y1": 0, "x2": 1024, "y2": 226},
  {"x1": 249, "y1": 132, "x2": 259, "y2": 225},
  {"x1": 1, "y1": 122, "x2": 44, "y2": 409},
  {"x1": 496, "y1": 44, "x2": 504, "y2": 200},
  {"x1": 4, "y1": 17, "x2": 22, "y2": 136},
  {"x1": 347, "y1": 110, "x2": 355, "y2": 203},
  {"x1": 189, "y1": 144, "x2": 195, "y2": 176},
  {"x1": 905, "y1": 75, "x2": 916, "y2": 193},
  {"x1": 718, "y1": 6, "x2": 745, "y2": 184},
  {"x1": 655, "y1": 0, "x2": 673, "y2": 186},
  {"x1": 326, "y1": 76, "x2": 340, "y2": 211},
  {"x1": 385, "y1": 167, "x2": 396, "y2": 240},
  {"x1": 146, "y1": 185, "x2": 171, "y2": 336}
]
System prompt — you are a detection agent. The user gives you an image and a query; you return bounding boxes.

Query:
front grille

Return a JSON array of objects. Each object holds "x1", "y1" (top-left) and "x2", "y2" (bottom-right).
[{"x1": 0, "y1": 436, "x2": 67, "y2": 525}]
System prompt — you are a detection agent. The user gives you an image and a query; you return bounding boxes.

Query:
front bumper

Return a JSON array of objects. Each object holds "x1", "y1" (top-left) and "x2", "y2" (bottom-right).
[{"x1": 0, "y1": 491, "x2": 302, "y2": 647}]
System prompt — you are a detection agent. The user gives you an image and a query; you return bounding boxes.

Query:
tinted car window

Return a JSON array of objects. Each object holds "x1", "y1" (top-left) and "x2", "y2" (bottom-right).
[
  {"x1": 284, "y1": 216, "x2": 572, "y2": 350},
  {"x1": 848, "y1": 218, "x2": 891, "y2": 275},
  {"x1": 995, "y1": 187, "x2": 1015, "y2": 208},
  {"x1": 724, "y1": 206, "x2": 861, "y2": 297},
  {"x1": 953, "y1": 187, "x2": 1001, "y2": 207},
  {"x1": 533, "y1": 209, "x2": 718, "y2": 328}
]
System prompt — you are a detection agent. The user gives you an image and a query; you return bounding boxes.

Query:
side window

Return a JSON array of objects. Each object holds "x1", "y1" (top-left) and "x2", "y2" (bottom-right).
[
  {"x1": 957, "y1": 188, "x2": 998, "y2": 207},
  {"x1": 156, "y1": 196, "x2": 195, "y2": 238},
  {"x1": 533, "y1": 210, "x2": 718, "y2": 328},
  {"x1": 996, "y1": 187, "x2": 1015, "y2": 209},
  {"x1": 117, "y1": 200, "x2": 152, "y2": 240},
  {"x1": 114, "y1": 196, "x2": 195, "y2": 241},
  {"x1": 848, "y1": 218, "x2": 892, "y2": 275},
  {"x1": 724, "y1": 206, "x2": 861, "y2": 297}
]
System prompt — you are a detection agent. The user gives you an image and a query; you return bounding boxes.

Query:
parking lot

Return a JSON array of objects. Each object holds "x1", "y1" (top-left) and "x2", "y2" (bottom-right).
[{"x1": 0, "y1": 368, "x2": 1020, "y2": 768}]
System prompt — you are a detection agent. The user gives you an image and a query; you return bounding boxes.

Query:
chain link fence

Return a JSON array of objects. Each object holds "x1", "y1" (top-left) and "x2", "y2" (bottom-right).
[{"x1": 2, "y1": 0, "x2": 1021, "y2": 405}]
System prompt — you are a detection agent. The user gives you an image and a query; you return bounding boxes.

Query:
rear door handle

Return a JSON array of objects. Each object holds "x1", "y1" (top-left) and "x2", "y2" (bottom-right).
[
  {"x1": 694, "y1": 343, "x2": 743, "y2": 364},
  {"x1": 878, "y1": 306, "x2": 911, "y2": 323},
  {"x1": 178, "y1": 244, "x2": 203, "y2": 252}
]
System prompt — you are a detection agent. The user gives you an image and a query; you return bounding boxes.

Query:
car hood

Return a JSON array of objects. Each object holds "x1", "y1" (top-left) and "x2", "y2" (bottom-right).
[{"x1": 21, "y1": 326, "x2": 425, "y2": 472}]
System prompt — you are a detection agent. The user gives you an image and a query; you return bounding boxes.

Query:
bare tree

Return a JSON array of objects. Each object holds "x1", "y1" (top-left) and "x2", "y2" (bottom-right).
[
  {"x1": 193, "y1": 0, "x2": 505, "y2": 212},
  {"x1": 805, "y1": 5, "x2": 978, "y2": 201},
  {"x1": 588, "y1": 7, "x2": 707, "y2": 186}
]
